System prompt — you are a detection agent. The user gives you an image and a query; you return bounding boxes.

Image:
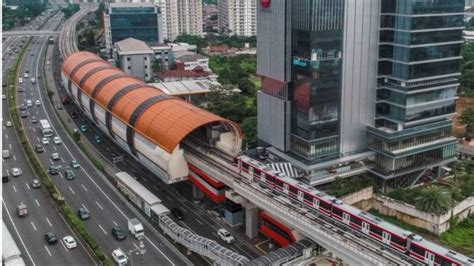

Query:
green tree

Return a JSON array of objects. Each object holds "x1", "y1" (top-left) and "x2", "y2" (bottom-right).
[
  {"x1": 204, "y1": 85, "x2": 255, "y2": 123},
  {"x1": 461, "y1": 43, "x2": 474, "y2": 96},
  {"x1": 414, "y1": 186, "x2": 453, "y2": 214},
  {"x1": 151, "y1": 59, "x2": 162, "y2": 72},
  {"x1": 174, "y1": 34, "x2": 207, "y2": 52},
  {"x1": 241, "y1": 116, "x2": 257, "y2": 149},
  {"x1": 459, "y1": 108, "x2": 474, "y2": 137}
]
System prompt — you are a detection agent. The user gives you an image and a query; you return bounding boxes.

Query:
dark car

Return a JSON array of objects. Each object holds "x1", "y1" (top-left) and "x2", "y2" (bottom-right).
[
  {"x1": 20, "y1": 111, "x2": 28, "y2": 118},
  {"x1": 48, "y1": 165, "x2": 60, "y2": 175},
  {"x1": 19, "y1": 104, "x2": 27, "y2": 110},
  {"x1": 30, "y1": 116, "x2": 38, "y2": 123},
  {"x1": 2, "y1": 173, "x2": 8, "y2": 183},
  {"x1": 111, "y1": 225, "x2": 127, "y2": 241},
  {"x1": 171, "y1": 208, "x2": 184, "y2": 221},
  {"x1": 35, "y1": 144, "x2": 44, "y2": 153},
  {"x1": 65, "y1": 168, "x2": 75, "y2": 180},
  {"x1": 94, "y1": 135, "x2": 103, "y2": 144},
  {"x1": 44, "y1": 232, "x2": 58, "y2": 245},
  {"x1": 77, "y1": 208, "x2": 90, "y2": 220}
]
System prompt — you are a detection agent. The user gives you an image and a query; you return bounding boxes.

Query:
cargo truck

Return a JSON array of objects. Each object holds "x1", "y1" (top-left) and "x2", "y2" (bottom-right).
[{"x1": 128, "y1": 218, "x2": 144, "y2": 240}]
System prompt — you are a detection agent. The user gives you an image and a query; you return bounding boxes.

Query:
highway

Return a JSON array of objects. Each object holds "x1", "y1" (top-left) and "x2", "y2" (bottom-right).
[
  {"x1": 2, "y1": 11, "x2": 93, "y2": 266},
  {"x1": 13, "y1": 6, "x2": 191, "y2": 265}
]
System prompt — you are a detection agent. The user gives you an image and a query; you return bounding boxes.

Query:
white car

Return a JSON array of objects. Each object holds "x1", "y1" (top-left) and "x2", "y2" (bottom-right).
[
  {"x1": 24, "y1": 73, "x2": 29, "y2": 78},
  {"x1": 53, "y1": 136, "x2": 61, "y2": 145},
  {"x1": 11, "y1": 168, "x2": 22, "y2": 177},
  {"x1": 5, "y1": 121, "x2": 12, "y2": 127},
  {"x1": 18, "y1": 78, "x2": 23, "y2": 84},
  {"x1": 35, "y1": 100, "x2": 40, "y2": 106},
  {"x1": 51, "y1": 153, "x2": 60, "y2": 161},
  {"x1": 26, "y1": 100, "x2": 32, "y2": 107},
  {"x1": 42, "y1": 137, "x2": 49, "y2": 145},
  {"x1": 112, "y1": 249, "x2": 128, "y2": 265},
  {"x1": 1, "y1": 95, "x2": 6, "y2": 100},
  {"x1": 31, "y1": 179, "x2": 41, "y2": 188},
  {"x1": 62, "y1": 236, "x2": 77, "y2": 249},
  {"x1": 217, "y1": 229, "x2": 235, "y2": 244}
]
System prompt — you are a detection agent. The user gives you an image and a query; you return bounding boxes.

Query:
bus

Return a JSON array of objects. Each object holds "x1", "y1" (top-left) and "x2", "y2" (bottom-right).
[{"x1": 39, "y1": 119, "x2": 53, "y2": 137}]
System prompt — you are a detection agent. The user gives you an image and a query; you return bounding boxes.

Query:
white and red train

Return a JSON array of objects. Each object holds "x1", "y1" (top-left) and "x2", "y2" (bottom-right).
[{"x1": 235, "y1": 155, "x2": 474, "y2": 266}]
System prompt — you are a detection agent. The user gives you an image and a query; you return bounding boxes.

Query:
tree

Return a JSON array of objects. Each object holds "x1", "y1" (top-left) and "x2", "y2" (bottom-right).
[
  {"x1": 241, "y1": 116, "x2": 257, "y2": 149},
  {"x1": 204, "y1": 85, "x2": 255, "y2": 123},
  {"x1": 461, "y1": 43, "x2": 474, "y2": 96},
  {"x1": 459, "y1": 108, "x2": 474, "y2": 138},
  {"x1": 414, "y1": 186, "x2": 453, "y2": 214},
  {"x1": 151, "y1": 59, "x2": 162, "y2": 72},
  {"x1": 174, "y1": 34, "x2": 207, "y2": 52}
]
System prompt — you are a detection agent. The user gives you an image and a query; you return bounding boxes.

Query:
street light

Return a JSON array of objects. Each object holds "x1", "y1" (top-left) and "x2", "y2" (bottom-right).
[{"x1": 125, "y1": 240, "x2": 146, "y2": 266}]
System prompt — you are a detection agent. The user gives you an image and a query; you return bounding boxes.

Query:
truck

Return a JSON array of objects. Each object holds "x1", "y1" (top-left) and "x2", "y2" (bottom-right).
[
  {"x1": 128, "y1": 218, "x2": 144, "y2": 239},
  {"x1": 39, "y1": 119, "x2": 53, "y2": 137}
]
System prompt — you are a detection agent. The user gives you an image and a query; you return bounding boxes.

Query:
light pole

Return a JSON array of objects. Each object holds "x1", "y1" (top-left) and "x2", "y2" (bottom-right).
[{"x1": 125, "y1": 240, "x2": 146, "y2": 266}]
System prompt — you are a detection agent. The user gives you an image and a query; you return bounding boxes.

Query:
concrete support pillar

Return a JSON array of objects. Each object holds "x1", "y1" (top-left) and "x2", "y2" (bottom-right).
[
  {"x1": 245, "y1": 203, "x2": 259, "y2": 239},
  {"x1": 192, "y1": 184, "x2": 204, "y2": 200}
]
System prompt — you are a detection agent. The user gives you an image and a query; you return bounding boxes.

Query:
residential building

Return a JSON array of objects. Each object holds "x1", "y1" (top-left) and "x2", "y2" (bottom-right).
[
  {"x1": 114, "y1": 38, "x2": 154, "y2": 81},
  {"x1": 104, "y1": 2, "x2": 163, "y2": 55},
  {"x1": 148, "y1": 42, "x2": 175, "y2": 70},
  {"x1": 175, "y1": 50, "x2": 210, "y2": 71},
  {"x1": 155, "y1": 0, "x2": 203, "y2": 41},
  {"x1": 256, "y1": 0, "x2": 464, "y2": 189},
  {"x1": 218, "y1": 0, "x2": 257, "y2": 36}
]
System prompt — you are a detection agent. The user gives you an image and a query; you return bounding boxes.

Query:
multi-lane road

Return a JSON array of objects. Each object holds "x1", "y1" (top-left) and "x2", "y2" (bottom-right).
[
  {"x1": 2, "y1": 11, "x2": 94, "y2": 265},
  {"x1": 10, "y1": 9, "x2": 191, "y2": 266}
]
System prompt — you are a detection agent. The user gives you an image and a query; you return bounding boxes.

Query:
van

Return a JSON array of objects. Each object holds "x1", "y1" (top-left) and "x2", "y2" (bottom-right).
[{"x1": 2, "y1": 150, "x2": 10, "y2": 159}]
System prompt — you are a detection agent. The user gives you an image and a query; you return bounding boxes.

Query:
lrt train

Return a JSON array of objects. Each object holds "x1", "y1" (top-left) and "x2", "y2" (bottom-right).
[{"x1": 235, "y1": 155, "x2": 474, "y2": 266}]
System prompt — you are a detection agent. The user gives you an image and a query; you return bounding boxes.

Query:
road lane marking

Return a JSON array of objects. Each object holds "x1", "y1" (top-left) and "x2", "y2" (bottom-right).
[
  {"x1": 31, "y1": 221, "x2": 37, "y2": 231},
  {"x1": 196, "y1": 219, "x2": 204, "y2": 225},
  {"x1": 68, "y1": 186, "x2": 75, "y2": 195},
  {"x1": 58, "y1": 172, "x2": 64, "y2": 179},
  {"x1": 5, "y1": 134, "x2": 8, "y2": 139},
  {"x1": 98, "y1": 224, "x2": 107, "y2": 235},
  {"x1": 37, "y1": 137, "x2": 40, "y2": 142},
  {"x1": 133, "y1": 243, "x2": 140, "y2": 250},
  {"x1": 36, "y1": 110, "x2": 39, "y2": 115},
  {"x1": 2, "y1": 201, "x2": 36, "y2": 265},
  {"x1": 35, "y1": 199, "x2": 40, "y2": 207},
  {"x1": 61, "y1": 157, "x2": 65, "y2": 163},
  {"x1": 46, "y1": 217, "x2": 52, "y2": 227},
  {"x1": 60, "y1": 239, "x2": 69, "y2": 252},
  {"x1": 9, "y1": 144, "x2": 12, "y2": 149},
  {"x1": 81, "y1": 203, "x2": 88, "y2": 211},
  {"x1": 13, "y1": 185, "x2": 17, "y2": 192},
  {"x1": 53, "y1": 146, "x2": 57, "y2": 151},
  {"x1": 95, "y1": 201, "x2": 103, "y2": 210},
  {"x1": 81, "y1": 184, "x2": 88, "y2": 192},
  {"x1": 26, "y1": 183, "x2": 31, "y2": 190},
  {"x1": 112, "y1": 221, "x2": 118, "y2": 227},
  {"x1": 49, "y1": 159, "x2": 54, "y2": 164},
  {"x1": 44, "y1": 246, "x2": 52, "y2": 256},
  {"x1": 32, "y1": 127, "x2": 35, "y2": 132},
  {"x1": 13, "y1": 155, "x2": 17, "y2": 161},
  {"x1": 166, "y1": 196, "x2": 172, "y2": 201}
]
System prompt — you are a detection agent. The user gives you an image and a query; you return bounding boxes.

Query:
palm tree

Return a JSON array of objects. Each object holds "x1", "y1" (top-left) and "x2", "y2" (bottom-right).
[{"x1": 414, "y1": 186, "x2": 453, "y2": 214}]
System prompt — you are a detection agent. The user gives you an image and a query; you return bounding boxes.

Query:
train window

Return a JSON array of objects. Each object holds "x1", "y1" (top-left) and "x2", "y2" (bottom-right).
[
  {"x1": 297, "y1": 191, "x2": 304, "y2": 202},
  {"x1": 267, "y1": 175, "x2": 275, "y2": 184},
  {"x1": 370, "y1": 225, "x2": 383, "y2": 236},
  {"x1": 350, "y1": 215, "x2": 362, "y2": 226},
  {"x1": 391, "y1": 235, "x2": 407, "y2": 247},
  {"x1": 275, "y1": 179, "x2": 283, "y2": 188},
  {"x1": 319, "y1": 200, "x2": 331, "y2": 211},
  {"x1": 289, "y1": 185, "x2": 298, "y2": 195},
  {"x1": 313, "y1": 198, "x2": 319, "y2": 209},
  {"x1": 260, "y1": 219, "x2": 290, "y2": 240},
  {"x1": 304, "y1": 192, "x2": 312, "y2": 202},
  {"x1": 435, "y1": 255, "x2": 452, "y2": 266},
  {"x1": 333, "y1": 207, "x2": 343, "y2": 217},
  {"x1": 410, "y1": 244, "x2": 425, "y2": 256}
]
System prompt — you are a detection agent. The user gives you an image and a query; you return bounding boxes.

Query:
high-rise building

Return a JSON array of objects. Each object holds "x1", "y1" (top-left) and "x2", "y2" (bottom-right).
[
  {"x1": 104, "y1": 2, "x2": 163, "y2": 54},
  {"x1": 257, "y1": 0, "x2": 464, "y2": 189},
  {"x1": 218, "y1": 0, "x2": 257, "y2": 36},
  {"x1": 156, "y1": 0, "x2": 203, "y2": 41}
]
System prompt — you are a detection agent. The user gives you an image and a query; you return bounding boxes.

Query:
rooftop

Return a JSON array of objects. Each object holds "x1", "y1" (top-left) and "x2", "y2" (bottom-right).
[
  {"x1": 175, "y1": 51, "x2": 207, "y2": 62},
  {"x1": 150, "y1": 80, "x2": 220, "y2": 96},
  {"x1": 115, "y1": 38, "x2": 153, "y2": 54},
  {"x1": 159, "y1": 68, "x2": 211, "y2": 79}
]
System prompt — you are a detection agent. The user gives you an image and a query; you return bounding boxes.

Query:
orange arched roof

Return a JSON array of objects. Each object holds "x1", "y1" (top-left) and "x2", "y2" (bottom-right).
[{"x1": 62, "y1": 52, "x2": 242, "y2": 153}]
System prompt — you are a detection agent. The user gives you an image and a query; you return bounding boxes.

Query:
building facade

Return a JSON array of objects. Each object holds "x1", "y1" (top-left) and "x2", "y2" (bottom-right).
[
  {"x1": 257, "y1": 0, "x2": 464, "y2": 188},
  {"x1": 218, "y1": 0, "x2": 257, "y2": 36},
  {"x1": 114, "y1": 38, "x2": 154, "y2": 81},
  {"x1": 156, "y1": 0, "x2": 203, "y2": 41},
  {"x1": 104, "y1": 2, "x2": 163, "y2": 54}
]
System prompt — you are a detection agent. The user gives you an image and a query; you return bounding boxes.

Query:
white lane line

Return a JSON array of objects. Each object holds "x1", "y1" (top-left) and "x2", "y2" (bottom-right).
[
  {"x1": 13, "y1": 155, "x2": 17, "y2": 161},
  {"x1": 35, "y1": 199, "x2": 40, "y2": 207},
  {"x1": 181, "y1": 208, "x2": 188, "y2": 214},
  {"x1": 98, "y1": 224, "x2": 108, "y2": 235},
  {"x1": 49, "y1": 159, "x2": 54, "y2": 164},
  {"x1": 36, "y1": 110, "x2": 39, "y2": 115},
  {"x1": 81, "y1": 184, "x2": 88, "y2": 192},
  {"x1": 68, "y1": 186, "x2": 75, "y2": 195},
  {"x1": 95, "y1": 201, "x2": 103, "y2": 210},
  {"x1": 36, "y1": 136, "x2": 40, "y2": 142},
  {"x1": 32, "y1": 127, "x2": 35, "y2": 132},
  {"x1": 58, "y1": 172, "x2": 64, "y2": 179},
  {"x1": 61, "y1": 157, "x2": 65, "y2": 163},
  {"x1": 46, "y1": 217, "x2": 52, "y2": 227},
  {"x1": 31, "y1": 221, "x2": 37, "y2": 231},
  {"x1": 9, "y1": 144, "x2": 12, "y2": 149},
  {"x1": 133, "y1": 243, "x2": 140, "y2": 250},
  {"x1": 53, "y1": 146, "x2": 57, "y2": 151},
  {"x1": 166, "y1": 196, "x2": 172, "y2": 201},
  {"x1": 112, "y1": 221, "x2": 118, "y2": 227},
  {"x1": 12, "y1": 185, "x2": 17, "y2": 192},
  {"x1": 196, "y1": 219, "x2": 204, "y2": 225},
  {"x1": 5, "y1": 134, "x2": 8, "y2": 139},
  {"x1": 6, "y1": 170, "x2": 9, "y2": 176},
  {"x1": 2, "y1": 201, "x2": 36, "y2": 266},
  {"x1": 60, "y1": 239, "x2": 69, "y2": 252},
  {"x1": 44, "y1": 246, "x2": 52, "y2": 257},
  {"x1": 81, "y1": 203, "x2": 88, "y2": 211},
  {"x1": 26, "y1": 183, "x2": 31, "y2": 190}
]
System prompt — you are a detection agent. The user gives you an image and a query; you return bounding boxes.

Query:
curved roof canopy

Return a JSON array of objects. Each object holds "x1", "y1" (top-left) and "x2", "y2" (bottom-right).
[{"x1": 62, "y1": 52, "x2": 242, "y2": 153}]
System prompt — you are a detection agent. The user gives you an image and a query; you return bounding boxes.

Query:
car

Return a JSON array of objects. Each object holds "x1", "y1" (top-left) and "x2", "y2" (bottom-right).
[
  {"x1": 18, "y1": 78, "x2": 23, "y2": 83},
  {"x1": 56, "y1": 104, "x2": 63, "y2": 110},
  {"x1": 11, "y1": 168, "x2": 22, "y2": 177},
  {"x1": 112, "y1": 225, "x2": 127, "y2": 241},
  {"x1": 5, "y1": 121, "x2": 12, "y2": 127},
  {"x1": 77, "y1": 208, "x2": 90, "y2": 220},
  {"x1": 217, "y1": 229, "x2": 235, "y2": 244},
  {"x1": 65, "y1": 168, "x2": 75, "y2": 180},
  {"x1": 112, "y1": 248, "x2": 128, "y2": 265},
  {"x1": 20, "y1": 111, "x2": 28, "y2": 118},
  {"x1": 62, "y1": 236, "x2": 77, "y2": 249},
  {"x1": 31, "y1": 179, "x2": 41, "y2": 188},
  {"x1": 53, "y1": 136, "x2": 61, "y2": 145},
  {"x1": 71, "y1": 160, "x2": 80, "y2": 169},
  {"x1": 1, "y1": 94, "x2": 6, "y2": 100},
  {"x1": 26, "y1": 100, "x2": 32, "y2": 107},
  {"x1": 51, "y1": 153, "x2": 60, "y2": 161},
  {"x1": 35, "y1": 100, "x2": 40, "y2": 106},
  {"x1": 18, "y1": 87, "x2": 24, "y2": 92},
  {"x1": 44, "y1": 233, "x2": 58, "y2": 245},
  {"x1": 19, "y1": 104, "x2": 27, "y2": 110},
  {"x1": 30, "y1": 116, "x2": 38, "y2": 123},
  {"x1": 3, "y1": 150, "x2": 10, "y2": 159},
  {"x1": 80, "y1": 124, "x2": 88, "y2": 132},
  {"x1": 48, "y1": 165, "x2": 60, "y2": 175},
  {"x1": 171, "y1": 208, "x2": 184, "y2": 221},
  {"x1": 42, "y1": 137, "x2": 49, "y2": 145},
  {"x1": 94, "y1": 135, "x2": 103, "y2": 144},
  {"x1": 24, "y1": 73, "x2": 29, "y2": 78},
  {"x1": 35, "y1": 144, "x2": 44, "y2": 153}
]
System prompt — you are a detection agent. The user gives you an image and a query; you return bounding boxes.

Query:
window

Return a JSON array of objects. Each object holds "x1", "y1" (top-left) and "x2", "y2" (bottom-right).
[
  {"x1": 127, "y1": 57, "x2": 130, "y2": 61},
  {"x1": 127, "y1": 66, "x2": 131, "y2": 70},
  {"x1": 144, "y1": 65, "x2": 148, "y2": 69},
  {"x1": 144, "y1": 57, "x2": 147, "y2": 61}
]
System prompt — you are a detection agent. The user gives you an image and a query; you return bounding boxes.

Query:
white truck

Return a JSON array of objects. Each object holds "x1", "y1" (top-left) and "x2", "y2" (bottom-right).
[
  {"x1": 128, "y1": 218, "x2": 144, "y2": 239},
  {"x1": 39, "y1": 119, "x2": 53, "y2": 137}
]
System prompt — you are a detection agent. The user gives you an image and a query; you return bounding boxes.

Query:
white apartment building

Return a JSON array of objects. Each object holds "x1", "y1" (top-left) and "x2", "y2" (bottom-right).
[
  {"x1": 114, "y1": 38, "x2": 154, "y2": 81},
  {"x1": 218, "y1": 0, "x2": 256, "y2": 36},
  {"x1": 155, "y1": 0, "x2": 203, "y2": 41}
]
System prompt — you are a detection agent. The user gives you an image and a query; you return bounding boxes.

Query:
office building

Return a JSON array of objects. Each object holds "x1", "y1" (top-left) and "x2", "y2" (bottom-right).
[
  {"x1": 156, "y1": 0, "x2": 203, "y2": 41},
  {"x1": 114, "y1": 38, "x2": 154, "y2": 81},
  {"x1": 218, "y1": 0, "x2": 257, "y2": 36},
  {"x1": 104, "y1": 2, "x2": 163, "y2": 54},
  {"x1": 257, "y1": 0, "x2": 464, "y2": 189}
]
